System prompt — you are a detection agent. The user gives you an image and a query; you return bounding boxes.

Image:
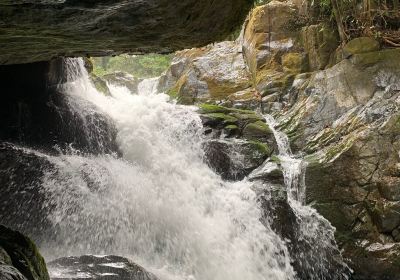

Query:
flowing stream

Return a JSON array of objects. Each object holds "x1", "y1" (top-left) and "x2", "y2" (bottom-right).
[
  {"x1": 36, "y1": 58, "x2": 297, "y2": 280},
  {"x1": 263, "y1": 115, "x2": 350, "y2": 280}
]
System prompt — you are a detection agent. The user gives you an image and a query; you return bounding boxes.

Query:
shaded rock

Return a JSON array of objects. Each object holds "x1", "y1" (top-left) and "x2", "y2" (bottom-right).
[
  {"x1": 48, "y1": 255, "x2": 158, "y2": 280},
  {"x1": 343, "y1": 37, "x2": 380, "y2": 57},
  {"x1": 0, "y1": 143, "x2": 55, "y2": 243},
  {"x1": 0, "y1": 225, "x2": 49, "y2": 280},
  {"x1": 0, "y1": 0, "x2": 253, "y2": 64},
  {"x1": 203, "y1": 139, "x2": 271, "y2": 181},
  {"x1": 257, "y1": 182, "x2": 349, "y2": 280},
  {"x1": 300, "y1": 23, "x2": 339, "y2": 70},
  {"x1": 198, "y1": 104, "x2": 277, "y2": 147},
  {"x1": 0, "y1": 265, "x2": 28, "y2": 280},
  {"x1": 0, "y1": 58, "x2": 119, "y2": 155},
  {"x1": 248, "y1": 159, "x2": 283, "y2": 184}
]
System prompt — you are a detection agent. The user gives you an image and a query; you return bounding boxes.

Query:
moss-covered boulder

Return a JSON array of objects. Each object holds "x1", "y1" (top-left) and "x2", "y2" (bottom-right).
[
  {"x1": 0, "y1": 225, "x2": 49, "y2": 280},
  {"x1": 203, "y1": 139, "x2": 272, "y2": 181},
  {"x1": 343, "y1": 37, "x2": 380, "y2": 57},
  {"x1": 198, "y1": 103, "x2": 277, "y2": 180},
  {"x1": 198, "y1": 104, "x2": 275, "y2": 144},
  {"x1": 242, "y1": 121, "x2": 273, "y2": 141}
]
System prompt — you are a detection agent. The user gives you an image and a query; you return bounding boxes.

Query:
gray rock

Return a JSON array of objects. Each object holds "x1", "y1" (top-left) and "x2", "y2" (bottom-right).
[
  {"x1": 48, "y1": 255, "x2": 158, "y2": 280},
  {"x1": 0, "y1": 0, "x2": 253, "y2": 64}
]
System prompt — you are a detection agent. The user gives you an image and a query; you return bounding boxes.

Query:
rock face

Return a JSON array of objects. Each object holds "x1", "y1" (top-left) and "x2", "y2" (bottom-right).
[
  {"x1": 274, "y1": 48, "x2": 400, "y2": 279},
  {"x1": 0, "y1": 59, "x2": 119, "y2": 155},
  {"x1": 158, "y1": 41, "x2": 252, "y2": 105},
  {"x1": 0, "y1": 0, "x2": 253, "y2": 65},
  {"x1": 0, "y1": 225, "x2": 50, "y2": 280},
  {"x1": 48, "y1": 255, "x2": 158, "y2": 280},
  {"x1": 0, "y1": 143, "x2": 57, "y2": 243}
]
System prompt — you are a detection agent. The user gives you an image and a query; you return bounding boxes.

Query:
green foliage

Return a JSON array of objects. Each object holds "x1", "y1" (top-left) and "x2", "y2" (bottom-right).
[{"x1": 92, "y1": 54, "x2": 172, "y2": 78}]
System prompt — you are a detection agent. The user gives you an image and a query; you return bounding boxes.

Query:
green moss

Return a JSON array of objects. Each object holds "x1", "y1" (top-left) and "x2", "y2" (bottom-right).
[
  {"x1": 224, "y1": 124, "x2": 239, "y2": 130},
  {"x1": 205, "y1": 113, "x2": 238, "y2": 124},
  {"x1": 248, "y1": 140, "x2": 272, "y2": 156},
  {"x1": 198, "y1": 103, "x2": 258, "y2": 116},
  {"x1": 0, "y1": 225, "x2": 50, "y2": 280},
  {"x1": 198, "y1": 104, "x2": 231, "y2": 114},
  {"x1": 231, "y1": 113, "x2": 263, "y2": 122},
  {"x1": 270, "y1": 155, "x2": 281, "y2": 164},
  {"x1": 244, "y1": 121, "x2": 271, "y2": 133},
  {"x1": 167, "y1": 88, "x2": 178, "y2": 99},
  {"x1": 243, "y1": 120, "x2": 272, "y2": 141}
]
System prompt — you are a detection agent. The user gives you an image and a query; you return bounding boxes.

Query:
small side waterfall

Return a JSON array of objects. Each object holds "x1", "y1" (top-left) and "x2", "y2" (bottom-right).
[{"x1": 263, "y1": 114, "x2": 351, "y2": 280}]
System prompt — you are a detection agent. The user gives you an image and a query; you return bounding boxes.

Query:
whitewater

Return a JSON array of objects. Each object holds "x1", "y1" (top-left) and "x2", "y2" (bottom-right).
[{"x1": 35, "y1": 58, "x2": 296, "y2": 280}]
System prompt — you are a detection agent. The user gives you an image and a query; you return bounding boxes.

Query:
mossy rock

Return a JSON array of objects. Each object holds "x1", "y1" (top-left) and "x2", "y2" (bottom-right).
[
  {"x1": 198, "y1": 103, "x2": 257, "y2": 115},
  {"x1": 223, "y1": 124, "x2": 239, "y2": 136},
  {"x1": 198, "y1": 104, "x2": 232, "y2": 114},
  {"x1": 246, "y1": 140, "x2": 272, "y2": 157},
  {"x1": 203, "y1": 113, "x2": 238, "y2": 126},
  {"x1": 343, "y1": 37, "x2": 380, "y2": 57},
  {"x1": 242, "y1": 120, "x2": 272, "y2": 141},
  {"x1": 0, "y1": 225, "x2": 49, "y2": 280},
  {"x1": 350, "y1": 48, "x2": 400, "y2": 68},
  {"x1": 281, "y1": 52, "x2": 307, "y2": 74}
]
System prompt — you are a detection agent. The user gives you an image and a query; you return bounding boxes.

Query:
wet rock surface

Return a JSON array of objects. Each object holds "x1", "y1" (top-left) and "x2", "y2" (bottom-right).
[
  {"x1": 0, "y1": 143, "x2": 56, "y2": 243},
  {"x1": 198, "y1": 104, "x2": 277, "y2": 180},
  {"x1": 0, "y1": 225, "x2": 49, "y2": 280},
  {"x1": 48, "y1": 255, "x2": 158, "y2": 280},
  {"x1": 0, "y1": 59, "x2": 119, "y2": 155},
  {"x1": 0, "y1": 0, "x2": 253, "y2": 65}
]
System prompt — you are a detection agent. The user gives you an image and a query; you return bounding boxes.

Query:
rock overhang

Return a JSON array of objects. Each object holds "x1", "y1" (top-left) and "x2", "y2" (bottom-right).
[{"x1": 0, "y1": 0, "x2": 254, "y2": 64}]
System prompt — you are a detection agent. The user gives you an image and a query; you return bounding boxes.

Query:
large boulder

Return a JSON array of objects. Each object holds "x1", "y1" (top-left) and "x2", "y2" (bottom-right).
[
  {"x1": 198, "y1": 104, "x2": 276, "y2": 180},
  {"x1": 203, "y1": 139, "x2": 271, "y2": 181},
  {"x1": 0, "y1": 225, "x2": 49, "y2": 280},
  {"x1": 0, "y1": 0, "x2": 253, "y2": 65},
  {"x1": 0, "y1": 58, "x2": 119, "y2": 155},
  {"x1": 48, "y1": 255, "x2": 158, "y2": 280},
  {"x1": 0, "y1": 143, "x2": 56, "y2": 243},
  {"x1": 159, "y1": 41, "x2": 252, "y2": 105},
  {"x1": 242, "y1": 1, "x2": 309, "y2": 112}
]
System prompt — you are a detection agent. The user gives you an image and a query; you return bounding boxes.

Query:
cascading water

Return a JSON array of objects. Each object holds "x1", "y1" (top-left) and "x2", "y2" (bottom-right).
[
  {"x1": 263, "y1": 115, "x2": 351, "y2": 280},
  {"x1": 34, "y1": 58, "x2": 297, "y2": 280}
]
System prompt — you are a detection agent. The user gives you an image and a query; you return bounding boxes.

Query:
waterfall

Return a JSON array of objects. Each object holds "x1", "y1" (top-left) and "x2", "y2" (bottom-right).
[
  {"x1": 263, "y1": 115, "x2": 351, "y2": 280},
  {"x1": 36, "y1": 58, "x2": 297, "y2": 280}
]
